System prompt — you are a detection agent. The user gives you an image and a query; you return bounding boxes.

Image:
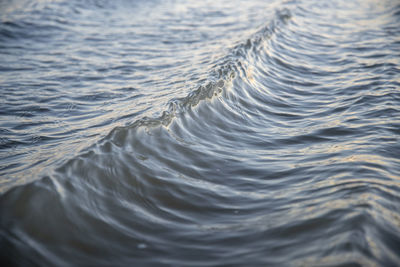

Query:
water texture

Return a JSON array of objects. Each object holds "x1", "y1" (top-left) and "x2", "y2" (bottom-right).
[{"x1": 1, "y1": 0, "x2": 400, "y2": 266}]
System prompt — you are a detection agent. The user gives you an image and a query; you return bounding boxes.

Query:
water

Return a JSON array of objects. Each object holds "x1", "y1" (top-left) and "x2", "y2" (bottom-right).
[{"x1": 1, "y1": 0, "x2": 399, "y2": 266}]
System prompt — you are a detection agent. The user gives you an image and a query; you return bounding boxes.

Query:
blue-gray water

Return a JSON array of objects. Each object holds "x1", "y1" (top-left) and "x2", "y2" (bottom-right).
[{"x1": 1, "y1": 0, "x2": 400, "y2": 266}]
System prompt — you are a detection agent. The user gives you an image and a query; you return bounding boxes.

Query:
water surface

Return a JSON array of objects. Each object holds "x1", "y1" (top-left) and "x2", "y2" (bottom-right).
[{"x1": 1, "y1": 0, "x2": 400, "y2": 266}]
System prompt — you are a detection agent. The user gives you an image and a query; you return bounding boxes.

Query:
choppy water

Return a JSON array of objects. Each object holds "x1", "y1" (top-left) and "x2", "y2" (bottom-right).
[{"x1": 1, "y1": 0, "x2": 400, "y2": 266}]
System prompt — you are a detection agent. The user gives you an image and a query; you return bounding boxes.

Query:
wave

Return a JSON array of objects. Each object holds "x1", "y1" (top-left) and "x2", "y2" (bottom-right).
[
  {"x1": 103, "y1": 8, "x2": 291, "y2": 132},
  {"x1": 1, "y1": 1, "x2": 400, "y2": 266}
]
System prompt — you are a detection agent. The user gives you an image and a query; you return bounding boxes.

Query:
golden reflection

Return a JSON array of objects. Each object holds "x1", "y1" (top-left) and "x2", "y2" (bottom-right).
[
  {"x1": 298, "y1": 254, "x2": 379, "y2": 267},
  {"x1": 246, "y1": 65, "x2": 255, "y2": 83}
]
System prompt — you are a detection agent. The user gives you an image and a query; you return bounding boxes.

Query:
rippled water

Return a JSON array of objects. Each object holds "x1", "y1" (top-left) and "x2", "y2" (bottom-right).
[{"x1": 1, "y1": 0, "x2": 400, "y2": 266}]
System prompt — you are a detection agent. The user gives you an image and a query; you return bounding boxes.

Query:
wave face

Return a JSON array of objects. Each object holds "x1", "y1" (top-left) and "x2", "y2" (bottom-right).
[{"x1": 1, "y1": 0, "x2": 400, "y2": 266}]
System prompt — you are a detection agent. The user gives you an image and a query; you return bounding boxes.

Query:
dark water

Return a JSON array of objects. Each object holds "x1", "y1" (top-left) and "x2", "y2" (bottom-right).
[{"x1": 1, "y1": 0, "x2": 400, "y2": 266}]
